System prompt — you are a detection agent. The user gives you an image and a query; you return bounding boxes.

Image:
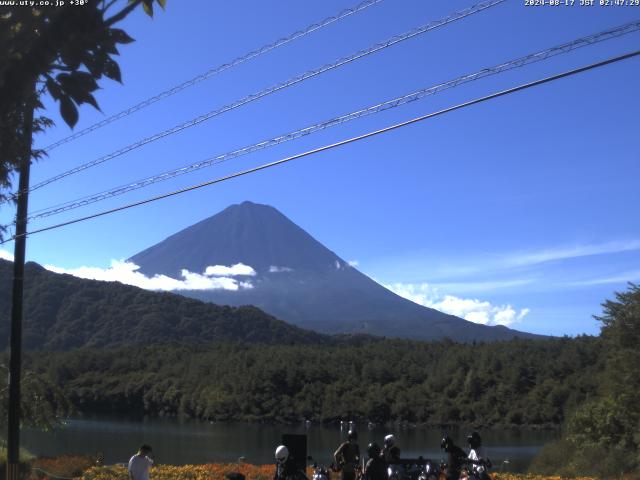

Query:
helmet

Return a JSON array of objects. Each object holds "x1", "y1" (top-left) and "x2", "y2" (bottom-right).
[
  {"x1": 275, "y1": 445, "x2": 289, "y2": 463},
  {"x1": 367, "y1": 442, "x2": 381, "y2": 459},
  {"x1": 384, "y1": 434, "x2": 395, "y2": 447},
  {"x1": 440, "y1": 436, "x2": 452, "y2": 451},
  {"x1": 348, "y1": 429, "x2": 358, "y2": 441},
  {"x1": 467, "y1": 431, "x2": 482, "y2": 449}
]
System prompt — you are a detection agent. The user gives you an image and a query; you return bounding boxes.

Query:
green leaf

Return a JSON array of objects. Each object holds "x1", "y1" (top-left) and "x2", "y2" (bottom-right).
[
  {"x1": 101, "y1": 40, "x2": 119, "y2": 56},
  {"x1": 59, "y1": 95, "x2": 78, "y2": 128},
  {"x1": 82, "y1": 53, "x2": 102, "y2": 78},
  {"x1": 45, "y1": 77, "x2": 61, "y2": 100},
  {"x1": 156, "y1": 0, "x2": 166, "y2": 9},
  {"x1": 56, "y1": 72, "x2": 72, "y2": 89},
  {"x1": 63, "y1": 82, "x2": 101, "y2": 111},
  {"x1": 72, "y1": 71, "x2": 99, "y2": 92},
  {"x1": 103, "y1": 57, "x2": 122, "y2": 83},
  {"x1": 83, "y1": 52, "x2": 104, "y2": 77},
  {"x1": 83, "y1": 92, "x2": 101, "y2": 111},
  {"x1": 60, "y1": 45, "x2": 83, "y2": 70},
  {"x1": 142, "y1": 0, "x2": 153, "y2": 17},
  {"x1": 57, "y1": 73, "x2": 90, "y2": 106},
  {"x1": 110, "y1": 28, "x2": 135, "y2": 44}
]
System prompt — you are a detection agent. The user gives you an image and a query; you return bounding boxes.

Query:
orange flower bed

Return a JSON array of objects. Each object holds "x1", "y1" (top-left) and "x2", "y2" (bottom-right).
[
  {"x1": 81, "y1": 462, "x2": 279, "y2": 480},
  {"x1": 492, "y1": 475, "x2": 597, "y2": 480},
  {"x1": 30, "y1": 455, "x2": 95, "y2": 479},
  {"x1": 79, "y1": 463, "x2": 599, "y2": 480}
]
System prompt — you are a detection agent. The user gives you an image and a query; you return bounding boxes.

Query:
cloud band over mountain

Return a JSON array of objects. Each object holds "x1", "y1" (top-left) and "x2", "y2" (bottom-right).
[
  {"x1": 44, "y1": 260, "x2": 255, "y2": 291},
  {"x1": 385, "y1": 282, "x2": 530, "y2": 327}
]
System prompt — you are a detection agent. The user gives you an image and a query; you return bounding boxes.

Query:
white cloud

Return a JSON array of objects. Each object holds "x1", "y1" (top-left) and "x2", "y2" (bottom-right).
[
  {"x1": 385, "y1": 282, "x2": 530, "y2": 327},
  {"x1": 269, "y1": 265, "x2": 293, "y2": 273},
  {"x1": 399, "y1": 239, "x2": 640, "y2": 282},
  {"x1": 565, "y1": 270, "x2": 640, "y2": 287},
  {"x1": 505, "y1": 240, "x2": 640, "y2": 268},
  {"x1": 0, "y1": 249, "x2": 14, "y2": 262},
  {"x1": 204, "y1": 263, "x2": 255, "y2": 277},
  {"x1": 433, "y1": 278, "x2": 534, "y2": 294},
  {"x1": 44, "y1": 260, "x2": 254, "y2": 291},
  {"x1": 348, "y1": 260, "x2": 359, "y2": 267}
]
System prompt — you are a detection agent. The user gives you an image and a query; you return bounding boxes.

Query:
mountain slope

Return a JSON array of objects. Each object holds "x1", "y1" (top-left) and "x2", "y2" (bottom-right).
[
  {"x1": 0, "y1": 259, "x2": 329, "y2": 350},
  {"x1": 130, "y1": 201, "x2": 541, "y2": 341},
  {"x1": 131, "y1": 200, "x2": 337, "y2": 277}
]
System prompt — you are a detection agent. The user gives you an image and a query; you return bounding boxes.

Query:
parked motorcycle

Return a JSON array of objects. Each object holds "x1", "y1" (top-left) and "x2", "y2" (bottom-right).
[
  {"x1": 386, "y1": 463, "x2": 405, "y2": 480},
  {"x1": 388, "y1": 458, "x2": 438, "y2": 480},
  {"x1": 415, "y1": 459, "x2": 439, "y2": 480},
  {"x1": 311, "y1": 462, "x2": 331, "y2": 480}
]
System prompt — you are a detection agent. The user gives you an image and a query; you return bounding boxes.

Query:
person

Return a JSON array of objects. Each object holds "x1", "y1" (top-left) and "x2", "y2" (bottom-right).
[
  {"x1": 440, "y1": 436, "x2": 466, "y2": 480},
  {"x1": 128, "y1": 445, "x2": 153, "y2": 480},
  {"x1": 466, "y1": 432, "x2": 491, "y2": 480},
  {"x1": 381, "y1": 434, "x2": 401, "y2": 463},
  {"x1": 274, "y1": 445, "x2": 301, "y2": 480},
  {"x1": 364, "y1": 443, "x2": 388, "y2": 480},
  {"x1": 334, "y1": 429, "x2": 360, "y2": 480}
]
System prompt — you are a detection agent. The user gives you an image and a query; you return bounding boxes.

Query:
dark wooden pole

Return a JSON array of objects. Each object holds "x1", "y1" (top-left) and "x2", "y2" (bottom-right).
[{"x1": 7, "y1": 87, "x2": 35, "y2": 480}]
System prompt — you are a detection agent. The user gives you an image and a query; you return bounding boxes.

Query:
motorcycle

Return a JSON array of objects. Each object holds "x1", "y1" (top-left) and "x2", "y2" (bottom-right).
[
  {"x1": 388, "y1": 458, "x2": 438, "y2": 480},
  {"x1": 465, "y1": 457, "x2": 492, "y2": 480},
  {"x1": 461, "y1": 469, "x2": 492, "y2": 480},
  {"x1": 311, "y1": 462, "x2": 331, "y2": 480},
  {"x1": 386, "y1": 463, "x2": 405, "y2": 480},
  {"x1": 415, "y1": 459, "x2": 439, "y2": 480},
  {"x1": 439, "y1": 461, "x2": 491, "y2": 480}
]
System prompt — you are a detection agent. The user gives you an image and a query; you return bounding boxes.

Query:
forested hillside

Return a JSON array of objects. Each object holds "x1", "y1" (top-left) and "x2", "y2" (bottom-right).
[
  {"x1": 529, "y1": 284, "x2": 640, "y2": 477},
  {"x1": 0, "y1": 260, "x2": 329, "y2": 348},
  {"x1": 24, "y1": 336, "x2": 601, "y2": 426}
]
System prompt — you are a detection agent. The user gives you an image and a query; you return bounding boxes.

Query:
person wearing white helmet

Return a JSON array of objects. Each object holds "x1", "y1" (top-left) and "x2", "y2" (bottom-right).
[
  {"x1": 381, "y1": 434, "x2": 401, "y2": 463},
  {"x1": 274, "y1": 445, "x2": 299, "y2": 480},
  {"x1": 276, "y1": 445, "x2": 289, "y2": 463}
]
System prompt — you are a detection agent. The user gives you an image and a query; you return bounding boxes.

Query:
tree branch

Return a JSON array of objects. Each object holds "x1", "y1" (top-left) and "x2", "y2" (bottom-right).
[
  {"x1": 105, "y1": 0, "x2": 142, "y2": 26},
  {"x1": 102, "y1": 0, "x2": 119, "y2": 13}
]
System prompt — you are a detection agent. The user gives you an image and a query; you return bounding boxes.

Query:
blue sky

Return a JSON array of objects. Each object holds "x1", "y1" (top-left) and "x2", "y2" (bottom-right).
[{"x1": 1, "y1": 0, "x2": 639, "y2": 336}]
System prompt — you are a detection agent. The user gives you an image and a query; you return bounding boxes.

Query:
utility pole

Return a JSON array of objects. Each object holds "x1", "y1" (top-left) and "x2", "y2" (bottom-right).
[{"x1": 7, "y1": 85, "x2": 35, "y2": 480}]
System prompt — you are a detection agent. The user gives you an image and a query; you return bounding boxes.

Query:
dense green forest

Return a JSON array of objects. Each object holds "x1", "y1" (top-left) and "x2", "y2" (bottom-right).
[
  {"x1": 530, "y1": 284, "x2": 640, "y2": 478},
  {"x1": 0, "y1": 260, "x2": 332, "y2": 348},
  {"x1": 23, "y1": 336, "x2": 601, "y2": 427}
]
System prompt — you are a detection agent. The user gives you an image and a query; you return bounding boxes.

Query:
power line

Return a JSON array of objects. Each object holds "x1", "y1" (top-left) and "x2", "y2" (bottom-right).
[
  {"x1": 40, "y1": 0, "x2": 386, "y2": 153},
  {"x1": 21, "y1": 20, "x2": 640, "y2": 223},
  {"x1": 24, "y1": 0, "x2": 504, "y2": 194},
  {"x1": 3, "y1": 49, "x2": 637, "y2": 245}
]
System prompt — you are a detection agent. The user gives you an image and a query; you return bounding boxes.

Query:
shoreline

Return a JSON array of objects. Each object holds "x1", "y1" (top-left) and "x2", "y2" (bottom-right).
[{"x1": 65, "y1": 413, "x2": 563, "y2": 431}]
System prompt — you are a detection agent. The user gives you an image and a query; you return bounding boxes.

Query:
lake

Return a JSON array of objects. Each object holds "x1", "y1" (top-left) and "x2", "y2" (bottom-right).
[{"x1": 21, "y1": 417, "x2": 556, "y2": 473}]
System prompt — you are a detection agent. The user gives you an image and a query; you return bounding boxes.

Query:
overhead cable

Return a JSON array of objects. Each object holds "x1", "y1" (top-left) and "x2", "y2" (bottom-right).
[
  {"x1": 41, "y1": 0, "x2": 386, "y2": 152},
  {"x1": 22, "y1": 20, "x2": 640, "y2": 223},
  {"x1": 3, "y1": 48, "x2": 637, "y2": 245},
  {"x1": 25, "y1": 0, "x2": 505, "y2": 194}
]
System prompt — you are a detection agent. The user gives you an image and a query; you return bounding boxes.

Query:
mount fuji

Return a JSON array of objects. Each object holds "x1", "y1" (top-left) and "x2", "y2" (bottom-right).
[{"x1": 129, "y1": 201, "x2": 540, "y2": 341}]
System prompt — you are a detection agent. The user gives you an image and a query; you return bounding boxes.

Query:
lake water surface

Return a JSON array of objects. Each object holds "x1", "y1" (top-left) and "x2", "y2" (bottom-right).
[{"x1": 21, "y1": 417, "x2": 556, "y2": 473}]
